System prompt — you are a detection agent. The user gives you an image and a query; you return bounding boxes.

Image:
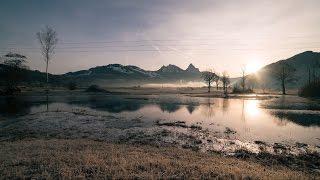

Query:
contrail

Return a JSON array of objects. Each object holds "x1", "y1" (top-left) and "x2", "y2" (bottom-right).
[
  {"x1": 165, "y1": 46, "x2": 193, "y2": 60},
  {"x1": 136, "y1": 28, "x2": 163, "y2": 55},
  {"x1": 137, "y1": 26, "x2": 196, "y2": 62}
]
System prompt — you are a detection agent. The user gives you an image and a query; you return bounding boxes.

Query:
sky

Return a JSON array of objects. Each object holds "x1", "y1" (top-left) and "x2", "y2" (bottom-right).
[{"x1": 0, "y1": 0, "x2": 319, "y2": 77}]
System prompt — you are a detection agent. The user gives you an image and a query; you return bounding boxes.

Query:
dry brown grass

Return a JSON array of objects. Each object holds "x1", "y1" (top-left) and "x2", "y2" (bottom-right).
[{"x1": 0, "y1": 139, "x2": 316, "y2": 179}]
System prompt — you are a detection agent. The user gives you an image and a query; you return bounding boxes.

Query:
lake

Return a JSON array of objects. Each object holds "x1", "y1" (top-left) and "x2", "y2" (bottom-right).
[{"x1": 0, "y1": 92, "x2": 320, "y2": 152}]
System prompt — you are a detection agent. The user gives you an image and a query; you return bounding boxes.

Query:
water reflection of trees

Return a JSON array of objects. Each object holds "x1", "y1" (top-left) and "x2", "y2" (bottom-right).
[
  {"x1": 222, "y1": 98, "x2": 229, "y2": 114},
  {"x1": 200, "y1": 98, "x2": 216, "y2": 118}
]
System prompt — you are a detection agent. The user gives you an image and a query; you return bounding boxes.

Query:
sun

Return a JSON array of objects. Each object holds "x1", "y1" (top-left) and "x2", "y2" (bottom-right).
[{"x1": 246, "y1": 61, "x2": 263, "y2": 73}]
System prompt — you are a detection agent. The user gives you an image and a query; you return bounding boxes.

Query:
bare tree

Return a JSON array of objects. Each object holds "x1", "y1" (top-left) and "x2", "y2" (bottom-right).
[
  {"x1": 260, "y1": 82, "x2": 267, "y2": 94},
  {"x1": 247, "y1": 75, "x2": 257, "y2": 90},
  {"x1": 308, "y1": 60, "x2": 320, "y2": 84},
  {"x1": 36, "y1": 26, "x2": 58, "y2": 90},
  {"x1": 1, "y1": 52, "x2": 28, "y2": 94},
  {"x1": 241, "y1": 65, "x2": 246, "y2": 92},
  {"x1": 213, "y1": 71, "x2": 220, "y2": 90},
  {"x1": 272, "y1": 62, "x2": 295, "y2": 95},
  {"x1": 221, "y1": 71, "x2": 230, "y2": 95},
  {"x1": 201, "y1": 70, "x2": 216, "y2": 92}
]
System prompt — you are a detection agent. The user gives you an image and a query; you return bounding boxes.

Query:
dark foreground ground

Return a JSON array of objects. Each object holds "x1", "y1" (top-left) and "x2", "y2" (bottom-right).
[{"x1": 0, "y1": 139, "x2": 316, "y2": 179}]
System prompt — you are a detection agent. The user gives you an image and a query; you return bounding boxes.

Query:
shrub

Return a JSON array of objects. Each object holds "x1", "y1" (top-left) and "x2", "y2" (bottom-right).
[
  {"x1": 67, "y1": 82, "x2": 77, "y2": 90},
  {"x1": 298, "y1": 81, "x2": 320, "y2": 98},
  {"x1": 232, "y1": 86, "x2": 254, "y2": 94},
  {"x1": 232, "y1": 86, "x2": 242, "y2": 93},
  {"x1": 0, "y1": 86, "x2": 21, "y2": 95}
]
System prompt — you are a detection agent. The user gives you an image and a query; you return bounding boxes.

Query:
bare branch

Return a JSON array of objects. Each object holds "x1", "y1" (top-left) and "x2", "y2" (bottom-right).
[{"x1": 36, "y1": 26, "x2": 58, "y2": 86}]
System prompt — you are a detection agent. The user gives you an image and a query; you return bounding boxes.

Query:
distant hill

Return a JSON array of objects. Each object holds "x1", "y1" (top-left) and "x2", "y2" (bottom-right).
[
  {"x1": 244, "y1": 51, "x2": 320, "y2": 90},
  {"x1": 0, "y1": 64, "x2": 67, "y2": 86}
]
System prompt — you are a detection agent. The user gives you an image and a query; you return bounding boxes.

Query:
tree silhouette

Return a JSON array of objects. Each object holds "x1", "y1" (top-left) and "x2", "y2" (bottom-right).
[
  {"x1": 221, "y1": 71, "x2": 230, "y2": 96},
  {"x1": 201, "y1": 70, "x2": 216, "y2": 92},
  {"x1": 37, "y1": 26, "x2": 58, "y2": 91},
  {"x1": 1, "y1": 52, "x2": 28, "y2": 94},
  {"x1": 213, "y1": 71, "x2": 220, "y2": 90},
  {"x1": 241, "y1": 66, "x2": 246, "y2": 92},
  {"x1": 272, "y1": 62, "x2": 295, "y2": 95}
]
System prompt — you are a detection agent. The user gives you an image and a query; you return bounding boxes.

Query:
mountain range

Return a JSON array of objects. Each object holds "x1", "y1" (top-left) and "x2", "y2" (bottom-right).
[
  {"x1": 62, "y1": 63, "x2": 202, "y2": 86},
  {"x1": 0, "y1": 51, "x2": 319, "y2": 89},
  {"x1": 0, "y1": 62, "x2": 202, "y2": 87}
]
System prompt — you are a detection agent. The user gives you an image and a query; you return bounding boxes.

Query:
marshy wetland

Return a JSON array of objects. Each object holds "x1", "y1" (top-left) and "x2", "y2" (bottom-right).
[
  {"x1": 1, "y1": 88, "x2": 320, "y2": 178},
  {"x1": 1, "y1": 91, "x2": 319, "y2": 147}
]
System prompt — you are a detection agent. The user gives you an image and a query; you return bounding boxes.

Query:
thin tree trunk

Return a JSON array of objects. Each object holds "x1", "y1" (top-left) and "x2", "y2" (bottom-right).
[
  {"x1": 46, "y1": 60, "x2": 49, "y2": 92},
  {"x1": 281, "y1": 66, "x2": 286, "y2": 95},
  {"x1": 208, "y1": 81, "x2": 211, "y2": 93},
  {"x1": 224, "y1": 84, "x2": 228, "y2": 95},
  {"x1": 242, "y1": 72, "x2": 245, "y2": 92},
  {"x1": 282, "y1": 78, "x2": 286, "y2": 95},
  {"x1": 46, "y1": 94, "x2": 49, "y2": 111}
]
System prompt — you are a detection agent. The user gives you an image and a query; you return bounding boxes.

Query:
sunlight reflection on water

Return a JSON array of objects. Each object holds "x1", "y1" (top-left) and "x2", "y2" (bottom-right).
[
  {"x1": 245, "y1": 100, "x2": 260, "y2": 117},
  {"x1": 0, "y1": 94, "x2": 319, "y2": 145}
]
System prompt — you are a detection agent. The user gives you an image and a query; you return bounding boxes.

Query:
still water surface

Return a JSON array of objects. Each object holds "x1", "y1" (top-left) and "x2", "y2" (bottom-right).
[{"x1": 0, "y1": 93, "x2": 319, "y2": 145}]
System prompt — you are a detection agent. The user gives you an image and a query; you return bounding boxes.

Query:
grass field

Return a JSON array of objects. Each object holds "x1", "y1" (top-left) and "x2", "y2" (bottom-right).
[{"x1": 0, "y1": 139, "x2": 316, "y2": 179}]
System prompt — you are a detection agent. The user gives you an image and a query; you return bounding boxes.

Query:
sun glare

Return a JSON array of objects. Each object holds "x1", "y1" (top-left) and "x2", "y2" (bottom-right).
[
  {"x1": 245, "y1": 100, "x2": 260, "y2": 117},
  {"x1": 246, "y1": 61, "x2": 263, "y2": 74}
]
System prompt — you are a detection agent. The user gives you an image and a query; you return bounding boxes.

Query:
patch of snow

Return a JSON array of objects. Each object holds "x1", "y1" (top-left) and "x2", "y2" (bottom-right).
[
  {"x1": 127, "y1": 66, "x2": 159, "y2": 77},
  {"x1": 107, "y1": 65, "x2": 133, "y2": 74},
  {"x1": 159, "y1": 64, "x2": 184, "y2": 73},
  {"x1": 73, "y1": 70, "x2": 92, "y2": 76}
]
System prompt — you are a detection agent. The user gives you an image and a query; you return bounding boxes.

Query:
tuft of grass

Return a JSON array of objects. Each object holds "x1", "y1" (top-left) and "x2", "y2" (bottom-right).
[
  {"x1": 190, "y1": 124, "x2": 202, "y2": 130},
  {"x1": 0, "y1": 139, "x2": 315, "y2": 179}
]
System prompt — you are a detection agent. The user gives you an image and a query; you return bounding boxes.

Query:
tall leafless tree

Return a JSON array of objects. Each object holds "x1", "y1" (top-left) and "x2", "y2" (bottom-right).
[
  {"x1": 36, "y1": 26, "x2": 58, "y2": 90},
  {"x1": 272, "y1": 62, "x2": 295, "y2": 95},
  {"x1": 201, "y1": 70, "x2": 216, "y2": 93},
  {"x1": 241, "y1": 65, "x2": 246, "y2": 92},
  {"x1": 221, "y1": 71, "x2": 230, "y2": 95}
]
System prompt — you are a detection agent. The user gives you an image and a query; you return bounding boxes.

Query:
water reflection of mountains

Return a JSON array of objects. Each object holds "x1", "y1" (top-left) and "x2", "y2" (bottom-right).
[
  {"x1": 76, "y1": 96, "x2": 201, "y2": 114},
  {"x1": 0, "y1": 95, "x2": 199, "y2": 115},
  {"x1": 0, "y1": 95, "x2": 319, "y2": 127}
]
